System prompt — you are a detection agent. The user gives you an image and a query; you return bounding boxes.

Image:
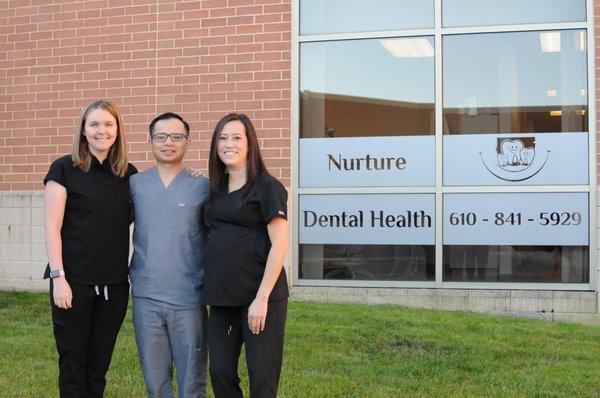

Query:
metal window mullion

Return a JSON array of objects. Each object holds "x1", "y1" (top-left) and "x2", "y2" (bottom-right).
[
  {"x1": 298, "y1": 23, "x2": 589, "y2": 44},
  {"x1": 295, "y1": 279, "x2": 437, "y2": 288},
  {"x1": 441, "y1": 282, "x2": 591, "y2": 291},
  {"x1": 585, "y1": 0, "x2": 597, "y2": 292},
  {"x1": 291, "y1": 0, "x2": 300, "y2": 286},
  {"x1": 297, "y1": 187, "x2": 437, "y2": 195},
  {"x1": 434, "y1": 0, "x2": 444, "y2": 287},
  {"x1": 293, "y1": 279, "x2": 590, "y2": 290},
  {"x1": 295, "y1": 186, "x2": 593, "y2": 195},
  {"x1": 441, "y1": 185, "x2": 592, "y2": 193},
  {"x1": 441, "y1": 21, "x2": 588, "y2": 35},
  {"x1": 299, "y1": 28, "x2": 436, "y2": 43}
]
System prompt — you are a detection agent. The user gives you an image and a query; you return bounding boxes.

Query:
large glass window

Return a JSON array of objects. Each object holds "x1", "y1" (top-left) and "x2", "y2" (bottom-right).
[
  {"x1": 443, "y1": 0, "x2": 586, "y2": 28},
  {"x1": 301, "y1": 244, "x2": 435, "y2": 281},
  {"x1": 297, "y1": 0, "x2": 592, "y2": 287},
  {"x1": 301, "y1": 38, "x2": 435, "y2": 138},
  {"x1": 443, "y1": 30, "x2": 588, "y2": 135},
  {"x1": 443, "y1": 246, "x2": 588, "y2": 283},
  {"x1": 442, "y1": 193, "x2": 589, "y2": 282},
  {"x1": 300, "y1": 0, "x2": 434, "y2": 35}
]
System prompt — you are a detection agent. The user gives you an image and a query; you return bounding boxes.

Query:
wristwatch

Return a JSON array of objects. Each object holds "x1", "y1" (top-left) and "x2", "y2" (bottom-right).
[{"x1": 49, "y1": 269, "x2": 65, "y2": 279}]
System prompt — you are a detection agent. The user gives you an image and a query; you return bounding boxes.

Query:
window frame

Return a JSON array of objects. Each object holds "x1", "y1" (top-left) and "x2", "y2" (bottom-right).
[{"x1": 291, "y1": 0, "x2": 597, "y2": 291}]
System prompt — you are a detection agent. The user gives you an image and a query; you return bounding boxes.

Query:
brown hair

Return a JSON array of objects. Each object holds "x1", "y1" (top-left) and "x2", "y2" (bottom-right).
[
  {"x1": 72, "y1": 99, "x2": 128, "y2": 177},
  {"x1": 208, "y1": 113, "x2": 268, "y2": 205}
]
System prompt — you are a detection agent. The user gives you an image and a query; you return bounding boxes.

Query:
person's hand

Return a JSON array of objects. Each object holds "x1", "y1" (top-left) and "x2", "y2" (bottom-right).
[
  {"x1": 53, "y1": 277, "x2": 72, "y2": 309},
  {"x1": 187, "y1": 167, "x2": 205, "y2": 178},
  {"x1": 248, "y1": 296, "x2": 268, "y2": 334}
]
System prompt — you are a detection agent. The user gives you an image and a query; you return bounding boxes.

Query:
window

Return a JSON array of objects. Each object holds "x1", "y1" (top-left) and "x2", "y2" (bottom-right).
[
  {"x1": 443, "y1": 245, "x2": 588, "y2": 283},
  {"x1": 301, "y1": 244, "x2": 435, "y2": 281},
  {"x1": 442, "y1": 193, "x2": 589, "y2": 283},
  {"x1": 443, "y1": 0, "x2": 586, "y2": 28},
  {"x1": 301, "y1": 0, "x2": 434, "y2": 35},
  {"x1": 296, "y1": 0, "x2": 593, "y2": 287},
  {"x1": 300, "y1": 38, "x2": 435, "y2": 138},
  {"x1": 443, "y1": 30, "x2": 588, "y2": 135}
]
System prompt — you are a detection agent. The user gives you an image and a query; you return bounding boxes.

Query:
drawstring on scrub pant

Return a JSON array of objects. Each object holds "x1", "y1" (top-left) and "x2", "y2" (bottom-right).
[
  {"x1": 227, "y1": 307, "x2": 232, "y2": 335},
  {"x1": 94, "y1": 285, "x2": 109, "y2": 300}
]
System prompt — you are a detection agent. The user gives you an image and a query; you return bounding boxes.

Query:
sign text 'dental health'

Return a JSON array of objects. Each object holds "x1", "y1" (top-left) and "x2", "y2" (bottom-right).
[
  {"x1": 443, "y1": 132, "x2": 588, "y2": 186},
  {"x1": 299, "y1": 194, "x2": 435, "y2": 245},
  {"x1": 299, "y1": 136, "x2": 435, "y2": 187},
  {"x1": 443, "y1": 193, "x2": 588, "y2": 246}
]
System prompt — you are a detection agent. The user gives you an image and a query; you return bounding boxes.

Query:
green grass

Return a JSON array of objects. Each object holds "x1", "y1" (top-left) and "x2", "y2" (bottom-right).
[{"x1": 1, "y1": 292, "x2": 599, "y2": 397}]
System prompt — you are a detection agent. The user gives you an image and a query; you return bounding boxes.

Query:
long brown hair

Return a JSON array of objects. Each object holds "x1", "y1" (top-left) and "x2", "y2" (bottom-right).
[
  {"x1": 208, "y1": 113, "x2": 268, "y2": 205},
  {"x1": 72, "y1": 99, "x2": 128, "y2": 177}
]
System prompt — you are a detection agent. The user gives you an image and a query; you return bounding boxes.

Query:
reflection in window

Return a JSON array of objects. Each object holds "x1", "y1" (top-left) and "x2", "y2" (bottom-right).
[
  {"x1": 443, "y1": 245, "x2": 588, "y2": 283},
  {"x1": 300, "y1": 0, "x2": 434, "y2": 35},
  {"x1": 300, "y1": 38, "x2": 435, "y2": 138},
  {"x1": 443, "y1": 30, "x2": 588, "y2": 134},
  {"x1": 300, "y1": 244, "x2": 435, "y2": 281},
  {"x1": 443, "y1": 0, "x2": 586, "y2": 28}
]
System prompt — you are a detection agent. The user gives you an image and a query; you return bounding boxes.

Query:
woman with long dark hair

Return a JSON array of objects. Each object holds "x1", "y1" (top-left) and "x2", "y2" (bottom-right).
[
  {"x1": 203, "y1": 113, "x2": 289, "y2": 397},
  {"x1": 44, "y1": 99, "x2": 137, "y2": 397}
]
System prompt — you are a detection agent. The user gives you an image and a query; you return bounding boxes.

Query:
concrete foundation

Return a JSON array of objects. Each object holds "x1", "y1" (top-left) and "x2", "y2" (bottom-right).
[{"x1": 290, "y1": 286, "x2": 600, "y2": 325}]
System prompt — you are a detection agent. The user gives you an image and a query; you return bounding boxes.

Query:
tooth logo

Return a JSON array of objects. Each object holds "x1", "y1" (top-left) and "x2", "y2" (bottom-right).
[{"x1": 479, "y1": 136, "x2": 550, "y2": 182}]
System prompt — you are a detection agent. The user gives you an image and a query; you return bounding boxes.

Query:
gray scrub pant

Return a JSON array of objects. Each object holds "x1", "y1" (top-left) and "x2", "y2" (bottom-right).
[{"x1": 133, "y1": 297, "x2": 208, "y2": 398}]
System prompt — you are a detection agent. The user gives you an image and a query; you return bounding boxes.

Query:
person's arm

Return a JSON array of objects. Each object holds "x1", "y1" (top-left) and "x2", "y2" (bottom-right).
[
  {"x1": 247, "y1": 216, "x2": 289, "y2": 334},
  {"x1": 45, "y1": 180, "x2": 72, "y2": 309}
]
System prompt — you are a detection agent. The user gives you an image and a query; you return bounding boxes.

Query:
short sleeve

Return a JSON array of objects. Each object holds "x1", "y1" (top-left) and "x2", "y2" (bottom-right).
[
  {"x1": 43, "y1": 156, "x2": 68, "y2": 188},
  {"x1": 126, "y1": 162, "x2": 138, "y2": 178},
  {"x1": 258, "y1": 176, "x2": 288, "y2": 223}
]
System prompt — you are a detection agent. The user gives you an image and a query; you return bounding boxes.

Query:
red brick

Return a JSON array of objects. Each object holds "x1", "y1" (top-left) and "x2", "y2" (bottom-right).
[
  {"x1": 210, "y1": 44, "x2": 236, "y2": 55},
  {"x1": 226, "y1": 72, "x2": 253, "y2": 82},
  {"x1": 61, "y1": 19, "x2": 85, "y2": 30},
  {"x1": 201, "y1": 17, "x2": 227, "y2": 27},
  {"x1": 60, "y1": 2, "x2": 85, "y2": 12},
  {"x1": 227, "y1": 34, "x2": 254, "y2": 44},
  {"x1": 209, "y1": 26, "x2": 236, "y2": 36},
  {"x1": 227, "y1": 16, "x2": 254, "y2": 25},
  {"x1": 236, "y1": 24, "x2": 262, "y2": 34},
  {"x1": 236, "y1": 81, "x2": 263, "y2": 91},
  {"x1": 235, "y1": 43, "x2": 262, "y2": 53},
  {"x1": 254, "y1": 71, "x2": 281, "y2": 80}
]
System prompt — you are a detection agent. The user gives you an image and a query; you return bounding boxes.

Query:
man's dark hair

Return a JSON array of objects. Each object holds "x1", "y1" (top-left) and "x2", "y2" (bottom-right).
[{"x1": 148, "y1": 112, "x2": 190, "y2": 138}]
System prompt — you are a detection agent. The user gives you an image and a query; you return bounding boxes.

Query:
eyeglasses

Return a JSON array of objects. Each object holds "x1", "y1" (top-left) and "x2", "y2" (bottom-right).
[{"x1": 151, "y1": 133, "x2": 189, "y2": 143}]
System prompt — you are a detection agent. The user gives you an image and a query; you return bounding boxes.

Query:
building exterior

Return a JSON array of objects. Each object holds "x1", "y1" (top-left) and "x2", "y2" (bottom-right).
[{"x1": 1, "y1": 0, "x2": 599, "y2": 323}]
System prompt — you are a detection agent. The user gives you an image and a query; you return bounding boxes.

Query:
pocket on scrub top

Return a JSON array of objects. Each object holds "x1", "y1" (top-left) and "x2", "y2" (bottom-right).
[{"x1": 175, "y1": 202, "x2": 201, "y2": 236}]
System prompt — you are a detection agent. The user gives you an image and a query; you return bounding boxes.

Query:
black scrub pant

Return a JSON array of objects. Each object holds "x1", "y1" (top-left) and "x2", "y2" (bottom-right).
[
  {"x1": 50, "y1": 280, "x2": 129, "y2": 398},
  {"x1": 208, "y1": 299, "x2": 287, "y2": 398}
]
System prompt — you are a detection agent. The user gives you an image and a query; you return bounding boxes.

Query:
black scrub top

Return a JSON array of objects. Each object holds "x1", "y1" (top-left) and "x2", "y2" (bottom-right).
[
  {"x1": 203, "y1": 172, "x2": 289, "y2": 306},
  {"x1": 44, "y1": 154, "x2": 137, "y2": 285}
]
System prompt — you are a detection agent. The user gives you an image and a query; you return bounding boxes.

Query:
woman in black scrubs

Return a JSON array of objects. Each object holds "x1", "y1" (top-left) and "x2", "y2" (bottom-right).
[
  {"x1": 203, "y1": 113, "x2": 289, "y2": 398},
  {"x1": 44, "y1": 99, "x2": 137, "y2": 397}
]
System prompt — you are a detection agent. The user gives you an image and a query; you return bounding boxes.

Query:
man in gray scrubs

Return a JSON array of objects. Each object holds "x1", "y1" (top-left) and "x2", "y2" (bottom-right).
[{"x1": 129, "y1": 112, "x2": 209, "y2": 398}]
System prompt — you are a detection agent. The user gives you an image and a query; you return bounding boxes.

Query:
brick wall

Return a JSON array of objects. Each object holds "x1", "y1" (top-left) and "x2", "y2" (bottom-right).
[{"x1": 0, "y1": 0, "x2": 292, "y2": 190}]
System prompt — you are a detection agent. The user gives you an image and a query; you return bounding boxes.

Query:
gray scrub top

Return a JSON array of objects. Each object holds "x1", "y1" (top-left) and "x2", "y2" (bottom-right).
[{"x1": 129, "y1": 167, "x2": 209, "y2": 309}]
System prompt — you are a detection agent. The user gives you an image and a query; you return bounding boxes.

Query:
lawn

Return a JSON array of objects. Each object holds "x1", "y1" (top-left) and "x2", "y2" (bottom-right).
[{"x1": 0, "y1": 292, "x2": 599, "y2": 397}]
